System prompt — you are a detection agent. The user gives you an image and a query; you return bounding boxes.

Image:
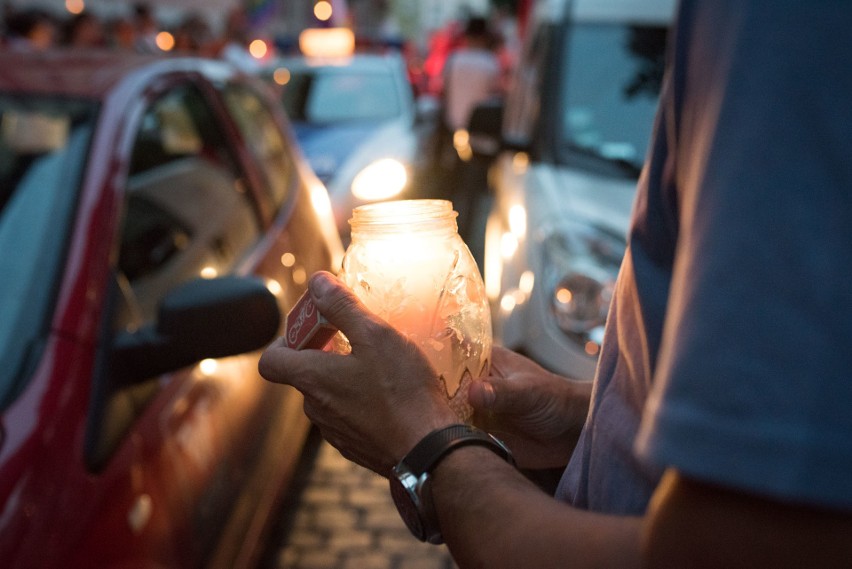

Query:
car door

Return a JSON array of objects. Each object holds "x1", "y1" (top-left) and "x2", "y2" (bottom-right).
[
  {"x1": 206, "y1": 78, "x2": 343, "y2": 567},
  {"x1": 81, "y1": 78, "x2": 284, "y2": 567}
]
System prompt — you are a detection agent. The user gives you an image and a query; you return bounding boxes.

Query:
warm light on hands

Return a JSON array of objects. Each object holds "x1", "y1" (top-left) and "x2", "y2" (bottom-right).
[{"x1": 258, "y1": 271, "x2": 459, "y2": 475}]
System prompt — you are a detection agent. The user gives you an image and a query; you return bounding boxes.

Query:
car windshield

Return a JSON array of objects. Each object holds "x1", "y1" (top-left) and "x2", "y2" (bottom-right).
[
  {"x1": 281, "y1": 68, "x2": 401, "y2": 124},
  {"x1": 0, "y1": 95, "x2": 97, "y2": 408},
  {"x1": 559, "y1": 22, "x2": 668, "y2": 173}
]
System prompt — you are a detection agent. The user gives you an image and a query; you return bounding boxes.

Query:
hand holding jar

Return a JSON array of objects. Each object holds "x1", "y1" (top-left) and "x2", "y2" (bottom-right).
[
  {"x1": 260, "y1": 200, "x2": 493, "y2": 473},
  {"x1": 339, "y1": 200, "x2": 492, "y2": 422},
  {"x1": 259, "y1": 270, "x2": 460, "y2": 475}
]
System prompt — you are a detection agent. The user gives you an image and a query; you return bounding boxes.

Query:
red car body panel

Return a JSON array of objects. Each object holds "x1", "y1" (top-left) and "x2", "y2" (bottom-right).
[{"x1": 0, "y1": 50, "x2": 341, "y2": 568}]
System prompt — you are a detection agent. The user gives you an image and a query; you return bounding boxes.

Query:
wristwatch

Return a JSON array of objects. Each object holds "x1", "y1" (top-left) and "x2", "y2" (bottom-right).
[{"x1": 388, "y1": 424, "x2": 515, "y2": 544}]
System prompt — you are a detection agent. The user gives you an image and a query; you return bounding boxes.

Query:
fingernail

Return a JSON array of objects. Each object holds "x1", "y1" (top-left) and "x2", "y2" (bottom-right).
[
  {"x1": 479, "y1": 382, "x2": 496, "y2": 409},
  {"x1": 309, "y1": 273, "x2": 334, "y2": 298}
]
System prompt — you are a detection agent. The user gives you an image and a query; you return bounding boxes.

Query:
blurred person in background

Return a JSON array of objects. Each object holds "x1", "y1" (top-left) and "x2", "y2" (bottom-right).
[
  {"x1": 132, "y1": 3, "x2": 160, "y2": 53},
  {"x1": 215, "y1": 7, "x2": 261, "y2": 73},
  {"x1": 430, "y1": 16, "x2": 503, "y2": 235},
  {"x1": 3, "y1": 8, "x2": 58, "y2": 51},
  {"x1": 62, "y1": 12, "x2": 105, "y2": 48},
  {"x1": 107, "y1": 17, "x2": 138, "y2": 51},
  {"x1": 421, "y1": 20, "x2": 464, "y2": 98},
  {"x1": 438, "y1": 16, "x2": 502, "y2": 159},
  {"x1": 172, "y1": 13, "x2": 213, "y2": 55}
]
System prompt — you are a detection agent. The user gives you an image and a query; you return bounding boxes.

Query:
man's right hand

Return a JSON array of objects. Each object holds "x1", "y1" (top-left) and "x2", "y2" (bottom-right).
[{"x1": 468, "y1": 346, "x2": 592, "y2": 469}]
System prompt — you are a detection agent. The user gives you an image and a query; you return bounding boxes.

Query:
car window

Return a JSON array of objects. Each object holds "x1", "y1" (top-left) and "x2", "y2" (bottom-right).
[
  {"x1": 116, "y1": 84, "x2": 261, "y2": 330},
  {"x1": 559, "y1": 23, "x2": 667, "y2": 171},
  {"x1": 283, "y1": 70, "x2": 401, "y2": 123},
  {"x1": 0, "y1": 96, "x2": 96, "y2": 408},
  {"x1": 221, "y1": 84, "x2": 293, "y2": 211},
  {"x1": 129, "y1": 85, "x2": 239, "y2": 176},
  {"x1": 87, "y1": 84, "x2": 262, "y2": 468}
]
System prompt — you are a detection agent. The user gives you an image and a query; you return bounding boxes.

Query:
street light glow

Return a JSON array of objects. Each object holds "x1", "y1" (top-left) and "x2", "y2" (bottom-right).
[
  {"x1": 155, "y1": 31, "x2": 175, "y2": 52},
  {"x1": 314, "y1": 1, "x2": 333, "y2": 21},
  {"x1": 249, "y1": 39, "x2": 268, "y2": 59},
  {"x1": 65, "y1": 0, "x2": 85, "y2": 14}
]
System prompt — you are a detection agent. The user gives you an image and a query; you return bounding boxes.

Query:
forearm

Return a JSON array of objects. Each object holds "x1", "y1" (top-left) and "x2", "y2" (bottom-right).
[
  {"x1": 431, "y1": 446, "x2": 642, "y2": 569},
  {"x1": 643, "y1": 471, "x2": 852, "y2": 569}
]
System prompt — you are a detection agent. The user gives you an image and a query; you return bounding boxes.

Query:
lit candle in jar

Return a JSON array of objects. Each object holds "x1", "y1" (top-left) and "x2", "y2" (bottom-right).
[{"x1": 339, "y1": 200, "x2": 491, "y2": 421}]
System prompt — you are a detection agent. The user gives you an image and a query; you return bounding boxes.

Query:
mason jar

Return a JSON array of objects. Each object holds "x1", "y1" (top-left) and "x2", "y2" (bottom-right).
[{"x1": 339, "y1": 199, "x2": 492, "y2": 421}]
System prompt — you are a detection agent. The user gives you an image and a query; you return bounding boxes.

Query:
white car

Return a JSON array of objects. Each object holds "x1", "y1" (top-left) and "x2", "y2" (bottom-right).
[
  {"x1": 264, "y1": 52, "x2": 426, "y2": 241},
  {"x1": 474, "y1": 0, "x2": 675, "y2": 380}
]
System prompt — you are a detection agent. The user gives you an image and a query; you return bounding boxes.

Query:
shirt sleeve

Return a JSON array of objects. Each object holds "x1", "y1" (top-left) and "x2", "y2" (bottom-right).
[{"x1": 634, "y1": 0, "x2": 852, "y2": 510}]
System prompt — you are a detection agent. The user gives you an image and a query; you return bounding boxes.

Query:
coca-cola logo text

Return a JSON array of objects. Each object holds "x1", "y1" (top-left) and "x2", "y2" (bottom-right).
[{"x1": 287, "y1": 296, "x2": 316, "y2": 345}]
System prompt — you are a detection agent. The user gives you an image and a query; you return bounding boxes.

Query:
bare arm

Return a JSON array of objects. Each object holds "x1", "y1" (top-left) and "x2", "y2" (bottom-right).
[
  {"x1": 429, "y1": 452, "x2": 852, "y2": 569},
  {"x1": 643, "y1": 470, "x2": 852, "y2": 569},
  {"x1": 432, "y1": 446, "x2": 642, "y2": 569}
]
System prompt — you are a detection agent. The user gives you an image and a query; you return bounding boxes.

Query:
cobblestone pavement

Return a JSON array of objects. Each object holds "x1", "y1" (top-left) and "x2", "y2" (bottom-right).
[{"x1": 262, "y1": 431, "x2": 458, "y2": 569}]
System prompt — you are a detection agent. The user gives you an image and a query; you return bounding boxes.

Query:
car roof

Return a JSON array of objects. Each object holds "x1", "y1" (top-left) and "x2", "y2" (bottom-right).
[
  {"x1": 0, "y1": 49, "x2": 235, "y2": 100},
  {"x1": 270, "y1": 52, "x2": 405, "y2": 73},
  {"x1": 534, "y1": 0, "x2": 675, "y2": 25}
]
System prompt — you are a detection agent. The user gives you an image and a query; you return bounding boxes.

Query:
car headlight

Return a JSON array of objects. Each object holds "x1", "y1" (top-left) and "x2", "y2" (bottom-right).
[
  {"x1": 350, "y1": 158, "x2": 407, "y2": 201},
  {"x1": 540, "y1": 223, "x2": 624, "y2": 355},
  {"x1": 552, "y1": 272, "x2": 610, "y2": 333}
]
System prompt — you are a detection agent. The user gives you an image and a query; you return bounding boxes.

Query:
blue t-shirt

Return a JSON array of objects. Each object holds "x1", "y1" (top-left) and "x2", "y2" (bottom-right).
[{"x1": 558, "y1": 0, "x2": 852, "y2": 513}]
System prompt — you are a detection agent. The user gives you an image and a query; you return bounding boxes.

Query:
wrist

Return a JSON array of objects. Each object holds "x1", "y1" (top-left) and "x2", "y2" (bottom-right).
[
  {"x1": 393, "y1": 408, "x2": 460, "y2": 464},
  {"x1": 388, "y1": 424, "x2": 515, "y2": 544}
]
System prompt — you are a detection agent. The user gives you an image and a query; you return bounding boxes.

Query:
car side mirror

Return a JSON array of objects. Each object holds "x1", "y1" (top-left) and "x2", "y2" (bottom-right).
[
  {"x1": 111, "y1": 275, "x2": 281, "y2": 384},
  {"x1": 467, "y1": 97, "x2": 505, "y2": 159}
]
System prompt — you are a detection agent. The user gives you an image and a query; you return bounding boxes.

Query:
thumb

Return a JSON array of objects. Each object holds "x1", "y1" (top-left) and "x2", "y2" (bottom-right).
[
  {"x1": 468, "y1": 379, "x2": 497, "y2": 411},
  {"x1": 468, "y1": 376, "x2": 530, "y2": 415},
  {"x1": 308, "y1": 271, "x2": 383, "y2": 343}
]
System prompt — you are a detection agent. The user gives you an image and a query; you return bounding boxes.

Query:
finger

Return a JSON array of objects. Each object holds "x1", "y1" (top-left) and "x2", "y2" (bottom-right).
[
  {"x1": 469, "y1": 370, "x2": 541, "y2": 416},
  {"x1": 308, "y1": 271, "x2": 390, "y2": 346},
  {"x1": 468, "y1": 379, "x2": 497, "y2": 411},
  {"x1": 471, "y1": 347, "x2": 537, "y2": 414},
  {"x1": 258, "y1": 340, "x2": 345, "y2": 390}
]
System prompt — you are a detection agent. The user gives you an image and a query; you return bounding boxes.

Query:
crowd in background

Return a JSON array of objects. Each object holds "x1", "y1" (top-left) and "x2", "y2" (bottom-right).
[
  {"x1": 0, "y1": 2, "x2": 257, "y2": 64},
  {"x1": 0, "y1": 3, "x2": 518, "y2": 88}
]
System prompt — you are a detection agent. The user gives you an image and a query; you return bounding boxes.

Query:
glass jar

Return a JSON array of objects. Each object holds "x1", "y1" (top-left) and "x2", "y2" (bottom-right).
[{"x1": 339, "y1": 199, "x2": 492, "y2": 421}]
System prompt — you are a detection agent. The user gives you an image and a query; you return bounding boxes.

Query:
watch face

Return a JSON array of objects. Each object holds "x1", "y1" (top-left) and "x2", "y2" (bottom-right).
[{"x1": 389, "y1": 474, "x2": 425, "y2": 540}]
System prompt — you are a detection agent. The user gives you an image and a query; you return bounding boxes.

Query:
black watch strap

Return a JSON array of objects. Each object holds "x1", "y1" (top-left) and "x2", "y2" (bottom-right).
[
  {"x1": 401, "y1": 424, "x2": 516, "y2": 475},
  {"x1": 390, "y1": 424, "x2": 515, "y2": 545}
]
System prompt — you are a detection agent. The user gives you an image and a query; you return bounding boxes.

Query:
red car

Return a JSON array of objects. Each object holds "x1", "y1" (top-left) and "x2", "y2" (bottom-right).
[{"x1": 0, "y1": 50, "x2": 343, "y2": 568}]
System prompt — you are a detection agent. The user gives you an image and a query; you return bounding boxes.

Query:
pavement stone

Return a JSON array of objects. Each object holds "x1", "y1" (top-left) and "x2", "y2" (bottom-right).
[{"x1": 263, "y1": 431, "x2": 458, "y2": 569}]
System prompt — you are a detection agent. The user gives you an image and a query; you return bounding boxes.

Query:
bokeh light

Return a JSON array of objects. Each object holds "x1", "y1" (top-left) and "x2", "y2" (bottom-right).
[
  {"x1": 314, "y1": 1, "x2": 333, "y2": 21},
  {"x1": 155, "y1": 31, "x2": 175, "y2": 52},
  {"x1": 249, "y1": 39, "x2": 268, "y2": 59},
  {"x1": 65, "y1": 0, "x2": 85, "y2": 15},
  {"x1": 273, "y1": 67, "x2": 291, "y2": 85}
]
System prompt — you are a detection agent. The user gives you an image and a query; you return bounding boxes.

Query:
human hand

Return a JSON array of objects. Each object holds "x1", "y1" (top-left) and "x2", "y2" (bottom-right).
[
  {"x1": 258, "y1": 271, "x2": 459, "y2": 476},
  {"x1": 468, "y1": 347, "x2": 591, "y2": 469}
]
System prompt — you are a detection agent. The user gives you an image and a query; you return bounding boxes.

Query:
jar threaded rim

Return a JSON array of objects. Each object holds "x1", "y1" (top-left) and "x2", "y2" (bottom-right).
[{"x1": 349, "y1": 199, "x2": 458, "y2": 235}]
